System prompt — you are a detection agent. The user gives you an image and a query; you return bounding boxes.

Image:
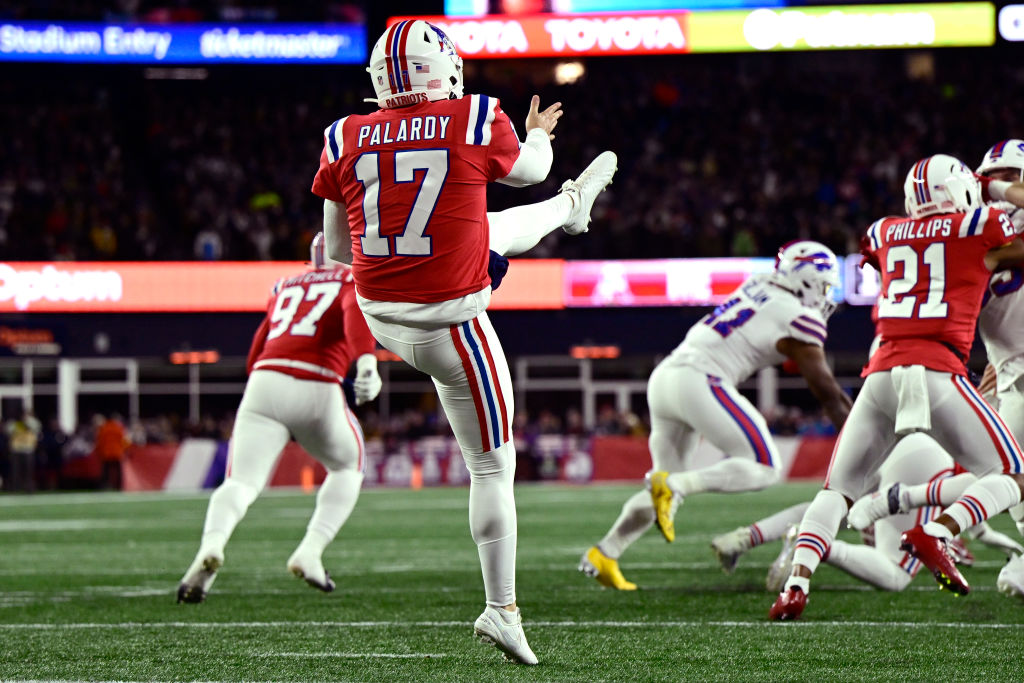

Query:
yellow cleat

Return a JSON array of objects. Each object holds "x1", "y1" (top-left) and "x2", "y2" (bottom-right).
[
  {"x1": 649, "y1": 471, "x2": 676, "y2": 542},
  {"x1": 578, "y1": 546, "x2": 637, "y2": 590}
]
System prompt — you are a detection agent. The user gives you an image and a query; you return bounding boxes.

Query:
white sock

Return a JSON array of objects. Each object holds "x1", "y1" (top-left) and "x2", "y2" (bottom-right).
[
  {"x1": 200, "y1": 478, "x2": 260, "y2": 553},
  {"x1": 791, "y1": 489, "x2": 848, "y2": 575},
  {"x1": 922, "y1": 521, "x2": 953, "y2": 539},
  {"x1": 750, "y1": 502, "x2": 811, "y2": 546},
  {"x1": 667, "y1": 459, "x2": 779, "y2": 496},
  {"x1": 826, "y1": 540, "x2": 911, "y2": 591},
  {"x1": 465, "y1": 441, "x2": 518, "y2": 607},
  {"x1": 598, "y1": 490, "x2": 656, "y2": 559},
  {"x1": 487, "y1": 195, "x2": 573, "y2": 257},
  {"x1": 903, "y1": 472, "x2": 976, "y2": 508},
  {"x1": 942, "y1": 474, "x2": 1022, "y2": 535},
  {"x1": 1009, "y1": 501, "x2": 1024, "y2": 532},
  {"x1": 297, "y1": 469, "x2": 364, "y2": 556},
  {"x1": 785, "y1": 575, "x2": 810, "y2": 594}
]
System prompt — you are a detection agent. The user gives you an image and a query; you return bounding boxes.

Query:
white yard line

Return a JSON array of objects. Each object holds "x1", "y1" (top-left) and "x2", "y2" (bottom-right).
[
  {"x1": 1, "y1": 619, "x2": 1022, "y2": 630},
  {"x1": 257, "y1": 652, "x2": 447, "y2": 659}
]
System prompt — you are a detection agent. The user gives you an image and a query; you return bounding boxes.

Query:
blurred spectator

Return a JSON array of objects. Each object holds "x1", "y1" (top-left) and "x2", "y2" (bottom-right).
[
  {"x1": 6, "y1": 408, "x2": 40, "y2": 492},
  {"x1": 94, "y1": 413, "x2": 130, "y2": 490},
  {"x1": 39, "y1": 418, "x2": 68, "y2": 491}
]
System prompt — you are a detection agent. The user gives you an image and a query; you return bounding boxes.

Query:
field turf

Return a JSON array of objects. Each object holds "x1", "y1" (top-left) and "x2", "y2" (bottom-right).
[{"x1": 1, "y1": 482, "x2": 1022, "y2": 682}]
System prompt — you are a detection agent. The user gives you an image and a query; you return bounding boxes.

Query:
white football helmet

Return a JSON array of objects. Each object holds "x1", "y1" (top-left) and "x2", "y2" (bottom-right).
[
  {"x1": 903, "y1": 154, "x2": 980, "y2": 219},
  {"x1": 366, "y1": 20, "x2": 463, "y2": 110},
  {"x1": 977, "y1": 139, "x2": 1024, "y2": 180},
  {"x1": 773, "y1": 241, "x2": 841, "y2": 318},
  {"x1": 310, "y1": 231, "x2": 343, "y2": 270}
]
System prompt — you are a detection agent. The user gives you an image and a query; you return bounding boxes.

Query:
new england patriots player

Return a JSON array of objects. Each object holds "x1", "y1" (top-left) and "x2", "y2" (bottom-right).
[
  {"x1": 310, "y1": 20, "x2": 615, "y2": 664},
  {"x1": 580, "y1": 241, "x2": 851, "y2": 590},
  {"x1": 771, "y1": 155, "x2": 1024, "y2": 620},
  {"x1": 178, "y1": 234, "x2": 380, "y2": 604}
]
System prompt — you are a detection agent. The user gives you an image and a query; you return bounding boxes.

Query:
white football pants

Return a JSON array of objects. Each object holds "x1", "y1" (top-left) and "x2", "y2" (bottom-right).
[
  {"x1": 363, "y1": 309, "x2": 519, "y2": 607},
  {"x1": 201, "y1": 370, "x2": 365, "y2": 558},
  {"x1": 825, "y1": 370, "x2": 1024, "y2": 500}
]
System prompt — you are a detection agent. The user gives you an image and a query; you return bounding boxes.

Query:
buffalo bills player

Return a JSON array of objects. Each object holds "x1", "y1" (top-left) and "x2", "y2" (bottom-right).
[
  {"x1": 771, "y1": 155, "x2": 1024, "y2": 620},
  {"x1": 178, "y1": 234, "x2": 379, "y2": 604},
  {"x1": 311, "y1": 20, "x2": 615, "y2": 664},
  {"x1": 579, "y1": 241, "x2": 851, "y2": 591}
]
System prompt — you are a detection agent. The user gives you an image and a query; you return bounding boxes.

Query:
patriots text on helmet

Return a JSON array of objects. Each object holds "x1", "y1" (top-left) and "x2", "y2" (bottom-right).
[{"x1": 356, "y1": 116, "x2": 452, "y2": 148}]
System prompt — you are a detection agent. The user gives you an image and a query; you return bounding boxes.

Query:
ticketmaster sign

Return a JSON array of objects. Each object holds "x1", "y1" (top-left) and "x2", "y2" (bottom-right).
[{"x1": 0, "y1": 21, "x2": 365, "y2": 63}]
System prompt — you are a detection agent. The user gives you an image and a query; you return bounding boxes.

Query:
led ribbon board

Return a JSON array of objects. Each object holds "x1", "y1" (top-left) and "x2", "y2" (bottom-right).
[
  {"x1": 0, "y1": 21, "x2": 366, "y2": 63},
  {"x1": 392, "y1": 3, "x2": 994, "y2": 57},
  {"x1": 0, "y1": 259, "x2": 862, "y2": 312}
]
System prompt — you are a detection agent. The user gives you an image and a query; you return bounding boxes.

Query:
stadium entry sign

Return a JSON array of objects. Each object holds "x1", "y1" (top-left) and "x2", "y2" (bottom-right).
[
  {"x1": 0, "y1": 21, "x2": 365, "y2": 63},
  {"x1": 390, "y1": 3, "x2": 994, "y2": 57}
]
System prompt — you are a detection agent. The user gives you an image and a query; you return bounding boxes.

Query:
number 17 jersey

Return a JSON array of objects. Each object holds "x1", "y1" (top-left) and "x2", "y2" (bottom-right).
[
  {"x1": 311, "y1": 95, "x2": 521, "y2": 305},
  {"x1": 862, "y1": 206, "x2": 1016, "y2": 377},
  {"x1": 663, "y1": 274, "x2": 828, "y2": 386}
]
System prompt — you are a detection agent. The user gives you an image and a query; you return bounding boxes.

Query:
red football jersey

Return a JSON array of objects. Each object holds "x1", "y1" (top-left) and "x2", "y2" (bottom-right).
[
  {"x1": 247, "y1": 266, "x2": 376, "y2": 383},
  {"x1": 862, "y1": 206, "x2": 1017, "y2": 376},
  {"x1": 311, "y1": 94, "x2": 521, "y2": 304}
]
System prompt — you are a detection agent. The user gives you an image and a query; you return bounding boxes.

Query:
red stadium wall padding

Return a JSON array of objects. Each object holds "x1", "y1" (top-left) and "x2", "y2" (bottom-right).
[
  {"x1": 591, "y1": 436, "x2": 651, "y2": 481},
  {"x1": 122, "y1": 445, "x2": 178, "y2": 491},
  {"x1": 784, "y1": 436, "x2": 838, "y2": 480}
]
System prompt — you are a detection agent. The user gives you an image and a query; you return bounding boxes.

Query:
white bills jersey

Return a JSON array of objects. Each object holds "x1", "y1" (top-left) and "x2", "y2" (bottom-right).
[
  {"x1": 662, "y1": 274, "x2": 828, "y2": 386},
  {"x1": 980, "y1": 204, "x2": 1024, "y2": 392}
]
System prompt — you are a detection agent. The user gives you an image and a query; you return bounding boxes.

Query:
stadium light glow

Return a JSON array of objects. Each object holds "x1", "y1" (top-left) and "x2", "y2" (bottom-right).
[{"x1": 554, "y1": 60, "x2": 585, "y2": 83}]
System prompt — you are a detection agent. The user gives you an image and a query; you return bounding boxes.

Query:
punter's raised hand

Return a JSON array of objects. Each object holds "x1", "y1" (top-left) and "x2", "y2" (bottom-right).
[{"x1": 525, "y1": 95, "x2": 562, "y2": 140}]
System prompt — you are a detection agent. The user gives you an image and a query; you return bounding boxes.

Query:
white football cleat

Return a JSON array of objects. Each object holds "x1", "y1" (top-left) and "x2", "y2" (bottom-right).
[
  {"x1": 997, "y1": 553, "x2": 1024, "y2": 600},
  {"x1": 177, "y1": 547, "x2": 224, "y2": 604},
  {"x1": 766, "y1": 524, "x2": 799, "y2": 593},
  {"x1": 559, "y1": 150, "x2": 617, "y2": 235},
  {"x1": 286, "y1": 548, "x2": 336, "y2": 593},
  {"x1": 848, "y1": 483, "x2": 906, "y2": 531},
  {"x1": 710, "y1": 526, "x2": 752, "y2": 574},
  {"x1": 473, "y1": 606, "x2": 538, "y2": 665}
]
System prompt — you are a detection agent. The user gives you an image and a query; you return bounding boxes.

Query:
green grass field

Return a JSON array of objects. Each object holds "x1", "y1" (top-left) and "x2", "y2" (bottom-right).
[{"x1": 1, "y1": 482, "x2": 1022, "y2": 682}]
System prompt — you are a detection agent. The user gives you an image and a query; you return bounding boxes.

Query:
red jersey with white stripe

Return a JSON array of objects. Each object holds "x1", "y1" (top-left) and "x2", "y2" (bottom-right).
[
  {"x1": 311, "y1": 94, "x2": 521, "y2": 304},
  {"x1": 246, "y1": 266, "x2": 376, "y2": 383},
  {"x1": 862, "y1": 206, "x2": 1017, "y2": 376}
]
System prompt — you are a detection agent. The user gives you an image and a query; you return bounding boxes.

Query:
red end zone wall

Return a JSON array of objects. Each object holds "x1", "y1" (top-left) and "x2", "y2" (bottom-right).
[
  {"x1": 114, "y1": 434, "x2": 836, "y2": 491},
  {"x1": 590, "y1": 435, "x2": 836, "y2": 481}
]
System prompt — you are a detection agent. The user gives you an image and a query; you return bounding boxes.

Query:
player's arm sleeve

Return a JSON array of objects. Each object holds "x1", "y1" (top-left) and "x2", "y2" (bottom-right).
[
  {"x1": 776, "y1": 336, "x2": 852, "y2": 431},
  {"x1": 342, "y1": 283, "x2": 376, "y2": 358},
  {"x1": 246, "y1": 314, "x2": 271, "y2": 375},
  {"x1": 496, "y1": 128, "x2": 552, "y2": 188},
  {"x1": 472, "y1": 98, "x2": 550, "y2": 186},
  {"x1": 860, "y1": 219, "x2": 885, "y2": 271},
  {"x1": 311, "y1": 146, "x2": 345, "y2": 203},
  {"x1": 324, "y1": 199, "x2": 353, "y2": 264}
]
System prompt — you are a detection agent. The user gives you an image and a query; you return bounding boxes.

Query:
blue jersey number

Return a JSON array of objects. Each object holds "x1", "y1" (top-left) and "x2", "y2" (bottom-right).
[{"x1": 705, "y1": 297, "x2": 755, "y2": 338}]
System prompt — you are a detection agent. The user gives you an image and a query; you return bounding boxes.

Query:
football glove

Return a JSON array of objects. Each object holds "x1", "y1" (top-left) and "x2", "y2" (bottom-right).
[
  {"x1": 353, "y1": 353, "x2": 382, "y2": 405},
  {"x1": 488, "y1": 249, "x2": 509, "y2": 291}
]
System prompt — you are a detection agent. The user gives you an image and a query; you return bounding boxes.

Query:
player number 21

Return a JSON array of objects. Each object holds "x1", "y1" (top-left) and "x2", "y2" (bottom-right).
[
  {"x1": 354, "y1": 149, "x2": 449, "y2": 257},
  {"x1": 267, "y1": 283, "x2": 342, "y2": 339},
  {"x1": 878, "y1": 243, "x2": 948, "y2": 319}
]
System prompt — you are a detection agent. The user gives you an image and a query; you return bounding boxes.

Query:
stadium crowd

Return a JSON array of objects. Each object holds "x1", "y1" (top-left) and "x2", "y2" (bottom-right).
[{"x1": 2, "y1": 50, "x2": 1018, "y2": 262}]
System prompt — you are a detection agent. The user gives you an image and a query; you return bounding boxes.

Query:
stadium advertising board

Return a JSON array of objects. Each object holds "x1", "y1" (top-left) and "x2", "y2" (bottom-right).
[
  {"x1": 445, "y1": 0, "x2": 785, "y2": 14},
  {"x1": 0, "y1": 21, "x2": 365, "y2": 63},
  {"x1": 999, "y1": 4, "x2": 1024, "y2": 39},
  {"x1": 0, "y1": 259, "x2": 860, "y2": 313},
  {"x1": 391, "y1": 3, "x2": 993, "y2": 57}
]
